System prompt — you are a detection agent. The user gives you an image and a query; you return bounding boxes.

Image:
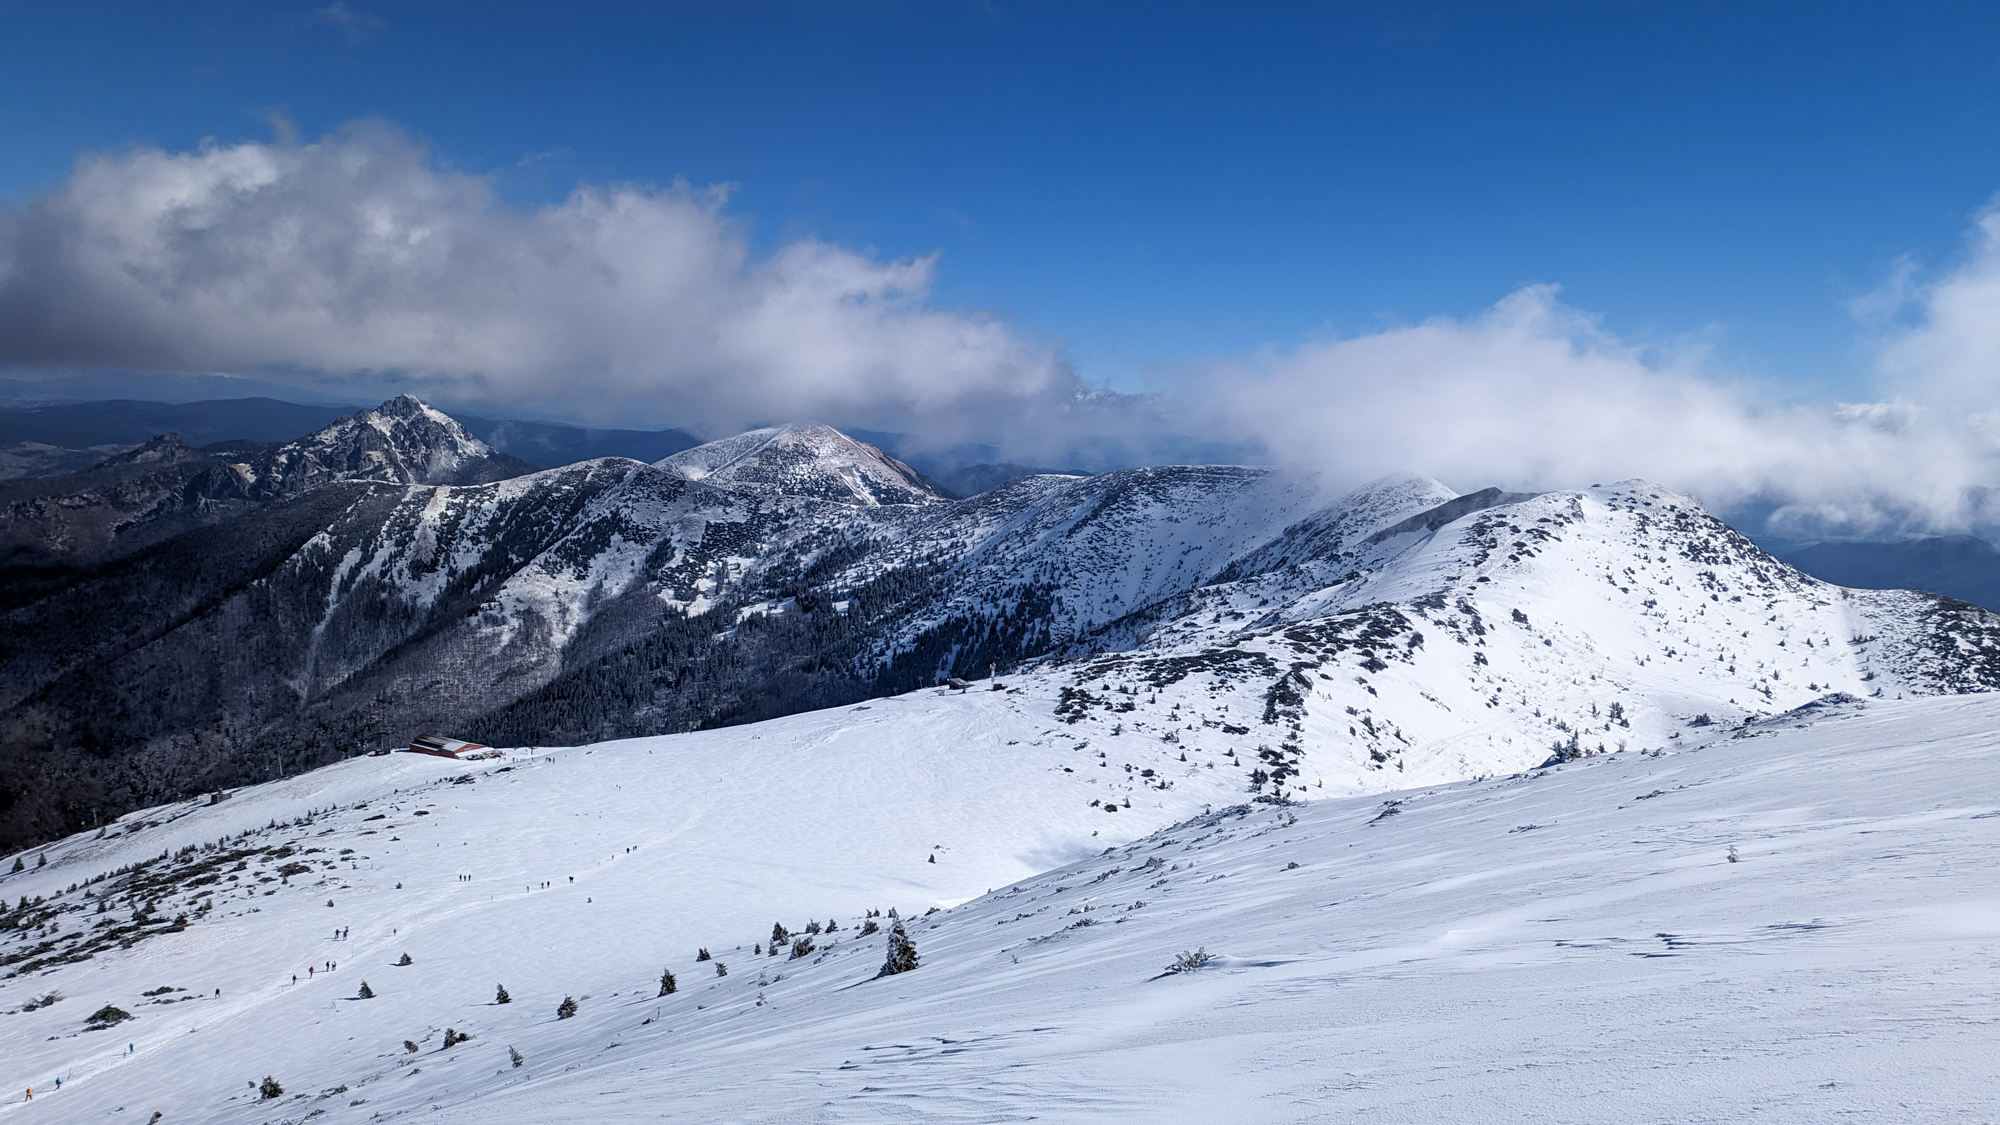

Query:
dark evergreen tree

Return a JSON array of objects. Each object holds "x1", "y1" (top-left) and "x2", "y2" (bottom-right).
[
  {"x1": 495, "y1": 983, "x2": 510, "y2": 1004},
  {"x1": 658, "y1": 967, "x2": 677, "y2": 996},
  {"x1": 556, "y1": 995, "x2": 577, "y2": 1020},
  {"x1": 695, "y1": 947, "x2": 711, "y2": 961},
  {"x1": 259, "y1": 1077, "x2": 283, "y2": 1100},
  {"x1": 357, "y1": 981, "x2": 375, "y2": 999},
  {"x1": 878, "y1": 919, "x2": 919, "y2": 977},
  {"x1": 397, "y1": 952, "x2": 413, "y2": 966}
]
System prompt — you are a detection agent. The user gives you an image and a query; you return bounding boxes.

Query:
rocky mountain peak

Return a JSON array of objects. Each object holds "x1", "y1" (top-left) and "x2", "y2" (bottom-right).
[
  {"x1": 101, "y1": 431, "x2": 208, "y2": 468},
  {"x1": 656, "y1": 421, "x2": 946, "y2": 506},
  {"x1": 259, "y1": 396, "x2": 529, "y2": 493}
]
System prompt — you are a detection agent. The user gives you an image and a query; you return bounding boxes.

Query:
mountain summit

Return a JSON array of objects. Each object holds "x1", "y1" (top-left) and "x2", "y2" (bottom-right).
[
  {"x1": 657, "y1": 422, "x2": 946, "y2": 506},
  {"x1": 255, "y1": 394, "x2": 532, "y2": 493}
]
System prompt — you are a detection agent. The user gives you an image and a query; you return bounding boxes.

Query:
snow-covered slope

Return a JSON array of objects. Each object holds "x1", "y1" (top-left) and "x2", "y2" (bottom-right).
[{"x1": 4, "y1": 686, "x2": 1998, "y2": 1121}]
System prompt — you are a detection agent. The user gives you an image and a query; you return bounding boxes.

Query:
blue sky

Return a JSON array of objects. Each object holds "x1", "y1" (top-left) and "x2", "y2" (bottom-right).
[{"x1": 5, "y1": 1, "x2": 1999, "y2": 397}]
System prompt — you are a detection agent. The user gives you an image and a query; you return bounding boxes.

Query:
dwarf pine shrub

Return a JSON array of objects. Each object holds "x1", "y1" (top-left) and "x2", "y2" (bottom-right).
[
  {"x1": 260, "y1": 1076, "x2": 283, "y2": 1099},
  {"x1": 495, "y1": 983, "x2": 510, "y2": 1004},
  {"x1": 658, "y1": 968, "x2": 676, "y2": 996},
  {"x1": 556, "y1": 995, "x2": 577, "y2": 1020},
  {"x1": 879, "y1": 920, "x2": 918, "y2": 977},
  {"x1": 397, "y1": 952, "x2": 413, "y2": 966},
  {"x1": 358, "y1": 981, "x2": 375, "y2": 999},
  {"x1": 85, "y1": 1004, "x2": 132, "y2": 1028}
]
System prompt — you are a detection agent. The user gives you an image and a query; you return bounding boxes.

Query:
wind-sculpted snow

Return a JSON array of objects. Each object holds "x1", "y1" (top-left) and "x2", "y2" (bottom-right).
[{"x1": 3, "y1": 684, "x2": 1998, "y2": 1121}]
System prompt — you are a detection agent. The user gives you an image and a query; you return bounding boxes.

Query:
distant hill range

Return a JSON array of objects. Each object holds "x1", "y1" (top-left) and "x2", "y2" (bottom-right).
[
  {"x1": 1774, "y1": 536, "x2": 2000, "y2": 616},
  {"x1": 0, "y1": 395, "x2": 704, "y2": 479}
]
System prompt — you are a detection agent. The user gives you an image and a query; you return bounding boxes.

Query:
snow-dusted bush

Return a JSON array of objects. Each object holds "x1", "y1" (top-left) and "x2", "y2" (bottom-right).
[
  {"x1": 658, "y1": 968, "x2": 676, "y2": 996},
  {"x1": 397, "y1": 952, "x2": 413, "y2": 966},
  {"x1": 357, "y1": 981, "x2": 375, "y2": 999},
  {"x1": 556, "y1": 995, "x2": 577, "y2": 1019},
  {"x1": 1167, "y1": 948, "x2": 1213, "y2": 974},
  {"x1": 509, "y1": 1046, "x2": 524, "y2": 1068},
  {"x1": 495, "y1": 983, "x2": 510, "y2": 1004},
  {"x1": 790, "y1": 937, "x2": 815, "y2": 959},
  {"x1": 259, "y1": 1076, "x2": 282, "y2": 1099}
]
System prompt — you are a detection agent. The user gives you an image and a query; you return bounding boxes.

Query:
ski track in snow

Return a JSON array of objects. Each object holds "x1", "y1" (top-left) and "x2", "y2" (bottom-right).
[{"x1": 2, "y1": 690, "x2": 1998, "y2": 1121}]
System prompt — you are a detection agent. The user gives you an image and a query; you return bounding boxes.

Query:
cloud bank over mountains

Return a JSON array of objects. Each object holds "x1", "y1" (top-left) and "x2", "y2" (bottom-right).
[
  {"x1": 1184, "y1": 285, "x2": 2000, "y2": 539},
  {"x1": 0, "y1": 121, "x2": 1075, "y2": 439},
  {"x1": 3, "y1": 120, "x2": 2000, "y2": 538}
]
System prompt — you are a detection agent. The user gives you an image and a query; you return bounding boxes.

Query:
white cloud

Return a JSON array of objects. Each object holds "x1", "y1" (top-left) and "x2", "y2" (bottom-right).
[
  {"x1": 0, "y1": 122, "x2": 1076, "y2": 434},
  {"x1": 1173, "y1": 285, "x2": 2000, "y2": 538}
]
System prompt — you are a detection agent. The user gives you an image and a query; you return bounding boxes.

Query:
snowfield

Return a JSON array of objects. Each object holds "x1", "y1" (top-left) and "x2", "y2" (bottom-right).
[{"x1": 4, "y1": 688, "x2": 2000, "y2": 1121}]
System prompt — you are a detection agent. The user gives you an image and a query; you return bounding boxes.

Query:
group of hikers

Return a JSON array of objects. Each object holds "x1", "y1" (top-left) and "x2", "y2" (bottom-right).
[
  {"x1": 292, "y1": 958, "x2": 340, "y2": 984},
  {"x1": 26, "y1": 1032, "x2": 149, "y2": 1099},
  {"x1": 23, "y1": 1076, "x2": 59, "y2": 1100}
]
